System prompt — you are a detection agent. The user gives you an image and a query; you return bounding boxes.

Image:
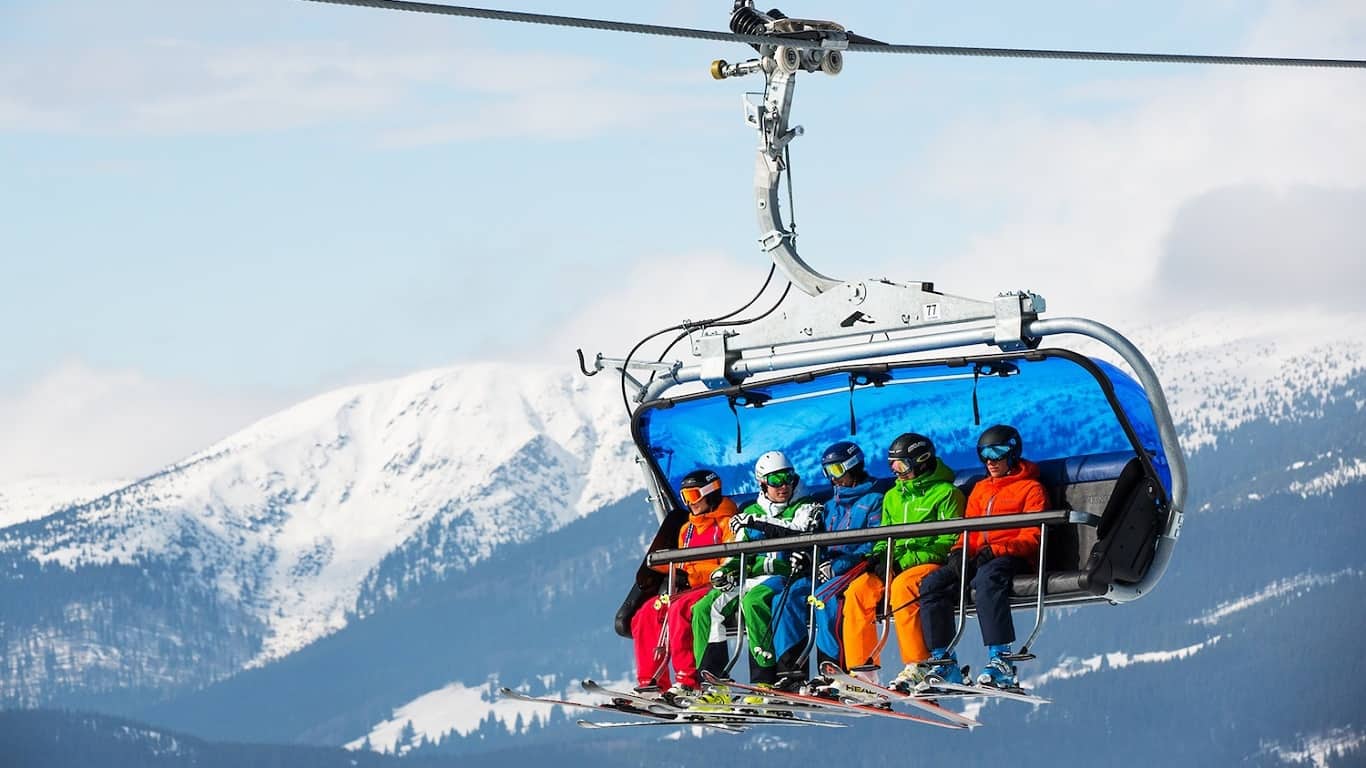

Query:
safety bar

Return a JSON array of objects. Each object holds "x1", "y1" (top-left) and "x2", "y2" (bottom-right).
[{"x1": 646, "y1": 509, "x2": 1096, "y2": 567}]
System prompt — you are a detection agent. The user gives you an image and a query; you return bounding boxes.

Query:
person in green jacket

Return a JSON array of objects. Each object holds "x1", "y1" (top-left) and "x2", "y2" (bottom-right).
[
  {"x1": 692, "y1": 450, "x2": 823, "y2": 686},
  {"x1": 841, "y1": 433, "x2": 964, "y2": 687}
]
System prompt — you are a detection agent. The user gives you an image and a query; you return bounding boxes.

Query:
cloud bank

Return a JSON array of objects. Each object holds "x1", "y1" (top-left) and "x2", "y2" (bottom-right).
[{"x1": 0, "y1": 362, "x2": 285, "y2": 484}]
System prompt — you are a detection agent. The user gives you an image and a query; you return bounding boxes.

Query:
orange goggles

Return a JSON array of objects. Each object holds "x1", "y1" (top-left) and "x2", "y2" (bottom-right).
[{"x1": 680, "y1": 479, "x2": 722, "y2": 505}]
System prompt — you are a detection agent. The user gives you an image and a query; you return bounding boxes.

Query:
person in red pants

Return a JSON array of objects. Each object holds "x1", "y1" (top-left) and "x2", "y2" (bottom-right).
[{"x1": 631, "y1": 469, "x2": 738, "y2": 696}]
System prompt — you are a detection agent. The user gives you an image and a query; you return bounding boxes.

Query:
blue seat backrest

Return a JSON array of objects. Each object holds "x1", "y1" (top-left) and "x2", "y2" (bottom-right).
[{"x1": 954, "y1": 450, "x2": 1135, "y2": 502}]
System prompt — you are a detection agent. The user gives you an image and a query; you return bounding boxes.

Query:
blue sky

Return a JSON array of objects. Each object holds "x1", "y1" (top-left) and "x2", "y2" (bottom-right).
[{"x1": 1, "y1": 0, "x2": 1363, "y2": 482}]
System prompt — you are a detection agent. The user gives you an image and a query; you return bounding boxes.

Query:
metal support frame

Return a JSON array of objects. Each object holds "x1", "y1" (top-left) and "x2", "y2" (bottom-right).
[
  {"x1": 850, "y1": 535, "x2": 898, "y2": 672},
  {"x1": 722, "y1": 553, "x2": 749, "y2": 677},
  {"x1": 1012, "y1": 524, "x2": 1049, "y2": 661}
]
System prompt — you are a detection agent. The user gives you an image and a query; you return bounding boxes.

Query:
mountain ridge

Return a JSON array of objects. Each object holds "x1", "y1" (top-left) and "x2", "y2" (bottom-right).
[{"x1": 1, "y1": 312, "x2": 1361, "y2": 718}]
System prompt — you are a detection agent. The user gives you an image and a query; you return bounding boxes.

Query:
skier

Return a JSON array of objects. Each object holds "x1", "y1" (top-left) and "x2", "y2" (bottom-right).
[
  {"x1": 692, "y1": 450, "x2": 822, "y2": 687},
  {"x1": 918, "y1": 424, "x2": 1048, "y2": 691},
  {"x1": 770, "y1": 441, "x2": 884, "y2": 693},
  {"x1": 840, "y1": 433, "x2": 965, "y2": 690},
  {"x1": 630, "y1": 468, "x2": 738, "y2": 698}
]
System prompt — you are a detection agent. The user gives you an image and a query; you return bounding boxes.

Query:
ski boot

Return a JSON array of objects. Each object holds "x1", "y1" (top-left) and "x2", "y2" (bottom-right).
[
  {"x1": 693, "y1": 684, "x2": 732, "y2": 711},
  {"x1": 976, "y1": 645, "x2": 1019, "y2": 690},
  {"x1": 633, "y1": 682, "x2": 662, "y2": 695},
  {"x1": 915, "y1": 649, "x2": 965, "y2": 692},
  {"x1": 742, "y1": 683, "x2": 775, "y2": 706},
  {"x1": 889, "y1": 663, "x2": 928, "y2": 693},
  {"x1": 804, "y1": 675, "x2": 840, "y2": 700},
  {"x1": 664, "y1": 683, "x2": 700, "y2": 704},
  {"x1": 774, "y1": 671, "x2": 807, "y2": 694}
]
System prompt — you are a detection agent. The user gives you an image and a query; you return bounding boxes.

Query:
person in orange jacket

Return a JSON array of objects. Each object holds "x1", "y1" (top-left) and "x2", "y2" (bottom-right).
[
  {"x1": 631, "y1": 469, "x2": 738, "y2": 697},
  {"x1": 918, "y1": 424, "x2": 1048, "y2": 691}
]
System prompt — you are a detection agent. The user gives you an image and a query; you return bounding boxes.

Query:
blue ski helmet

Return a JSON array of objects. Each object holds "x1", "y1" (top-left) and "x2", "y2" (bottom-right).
[{"x1": 820, "y1": 441, "x2": 864, "y2": 481}]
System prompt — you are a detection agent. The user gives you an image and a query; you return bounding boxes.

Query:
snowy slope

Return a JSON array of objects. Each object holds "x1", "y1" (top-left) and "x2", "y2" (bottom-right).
[
  {"x1": 0, "y1": 363, "x2": 636, "y2": 666},
  {"x1": 1097, "y1": 309, "x2": 1366, "y2": 452},
  {"x1": 0, "y1": 477, "x2": 128, "y2": 528}
]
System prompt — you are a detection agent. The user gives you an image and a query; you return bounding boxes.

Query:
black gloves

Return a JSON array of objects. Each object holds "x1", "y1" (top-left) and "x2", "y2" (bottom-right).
[
  {"x1": 816, "y1": 559, "x2": 833, "y2": 584},
  {"x1": 975, "y1": 544, "x2": 996, "y2": 566},
  {"x1": 788, "y1": 550, "x2": 812, "y2": 577},
  {"x1": 728, "y1": 513, "x2": 755, "y2": 535},
  {"x1": 867, "y1": 550, "x2": 890, "y2": 577},
  {"x1": 709, "y1": 568, "x2": 737, "y2": 591},
  {"x1": 943, "y1": 548, "x2": 965, "y2": 575}
]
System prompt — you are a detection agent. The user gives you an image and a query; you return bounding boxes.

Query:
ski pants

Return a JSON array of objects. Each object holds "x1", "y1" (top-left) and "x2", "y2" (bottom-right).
[
  {"x1": 770, "y1": 571, "x2": 841, "y2": 666},
  {"x1": 631, "y1": 583, "x2": 712, "y2": 689},
  {"x1": 841, "y1": 563, "x2": 939, "y2": 668},
  {"x1": 920, "y1": 555, "x2": 1027, "y2": 650},
  {"x1": 691, "y1": 576, "x2": 784, "y2": 675}
]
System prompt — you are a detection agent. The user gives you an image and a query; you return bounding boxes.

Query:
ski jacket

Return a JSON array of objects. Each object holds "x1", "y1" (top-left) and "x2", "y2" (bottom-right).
[
  {"x1": 821, "y1": 478, "x2": 884, "y2": 578},
  {"x1": 651, "y1": 497, "x2": 739, "y2": 588},
  {"x1": 872, "y1": 459, "x2": 965, "y2": 571},
  {"x1": 958, "y1": 458, "x2": 1048, "y2": 562},
  {"x1": 730, "y1": 490, "x2": 823, "y2": 578}
]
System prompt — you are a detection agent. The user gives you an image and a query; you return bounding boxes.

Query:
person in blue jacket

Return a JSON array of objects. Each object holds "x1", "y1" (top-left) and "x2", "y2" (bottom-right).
[{"x1": 771, "y1": 441, "x2": 884, "y2": 691}]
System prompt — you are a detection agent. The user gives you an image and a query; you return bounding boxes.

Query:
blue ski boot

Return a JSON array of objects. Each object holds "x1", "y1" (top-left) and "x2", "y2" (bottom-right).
[
  {"x1": 915, "y1": 648, "x2": 964, "y2": 692},
  {"x1": 976, "y1": 644, "x2": 1019, "y2": 689}
]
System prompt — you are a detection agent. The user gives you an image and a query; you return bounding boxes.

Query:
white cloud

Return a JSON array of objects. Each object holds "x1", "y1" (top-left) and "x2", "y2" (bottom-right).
[
  {"x1": 1157, "y1": 184, "x2": 1366, "y2": 309},
  {"x1": 0, "y1": 361, "x2": 286, "y2": 484},
  {"x1": 534, "y1": 249, "x2": 778, "y2": 364},
  {"x1": 0, "y1": 36, "x2": 714, "y2": 142},
  {"x1": 899, "y1": 6, "x2": 1366, "y2": 322}
]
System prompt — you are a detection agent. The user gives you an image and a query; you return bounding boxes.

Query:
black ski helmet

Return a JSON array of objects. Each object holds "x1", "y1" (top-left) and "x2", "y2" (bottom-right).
[
  {"x1": 679, "y1": 468, "x2": 723, "y2": 508},
  {"x1": 976, "y1": 424, "x2": 1023, "y2": 466},
  {"x1": 887, "y1": 433, "x2": 936, "y2": 476},
  {"x1": 819, "y1": 441, "x2": 865, "y2": 481}
]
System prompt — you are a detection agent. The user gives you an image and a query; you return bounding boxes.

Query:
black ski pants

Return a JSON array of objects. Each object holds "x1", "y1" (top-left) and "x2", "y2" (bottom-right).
[{"x1": 920, "y1": 555, "x2": 1027, "y2": 650}]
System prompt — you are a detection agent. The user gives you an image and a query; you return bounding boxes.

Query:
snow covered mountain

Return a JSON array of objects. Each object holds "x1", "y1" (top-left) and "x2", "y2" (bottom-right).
[
  {"x1": 0, "y1": 310, "x2": 1362, "y2": 760},
  {"x1": 0, "y1": 363, "x2": 637, "y2": 705},
  {"x1": 0, "y1": 477, "x2": 127, "y2": 529}
]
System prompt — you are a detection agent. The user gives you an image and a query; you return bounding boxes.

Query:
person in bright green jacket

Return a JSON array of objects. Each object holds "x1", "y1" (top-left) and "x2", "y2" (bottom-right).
[{"x1": 841, "y1": 433, "x2": 964, "y2": 687}]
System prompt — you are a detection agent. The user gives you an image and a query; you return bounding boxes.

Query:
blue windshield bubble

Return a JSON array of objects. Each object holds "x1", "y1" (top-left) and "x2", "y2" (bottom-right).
[{"x1": 637, "y1": 353, "x2": 1169, "y2": 498}]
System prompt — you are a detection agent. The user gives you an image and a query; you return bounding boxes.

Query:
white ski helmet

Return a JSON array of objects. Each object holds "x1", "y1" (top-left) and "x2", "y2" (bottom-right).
[{"x1": 754, "y1": 450, "x2": 795, "y2": 484}]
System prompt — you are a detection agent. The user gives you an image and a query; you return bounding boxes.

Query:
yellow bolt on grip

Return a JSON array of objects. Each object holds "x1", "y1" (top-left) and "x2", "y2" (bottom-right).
[
  {"x1": 653, "y1": 594, "x2": 671, "y2": 610},
  {"x1": 806, "y1": 595, "x2": 826, "y2": 610},
  {"x1": 711, "y1": 59, "x2": 728, "y2": 80}
]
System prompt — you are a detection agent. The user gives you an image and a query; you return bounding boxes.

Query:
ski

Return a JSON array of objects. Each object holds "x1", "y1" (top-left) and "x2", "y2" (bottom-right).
[
  {"x1": 818, "y1": 662, "x2": 982, "y2": 729},
  {"x1": 914, "y1": 677, "x2": 1051, "y2": 705},
  {"x1": 500, "y1": 687, "x2": 678, "y2": 720},
  {"x1": 576, "y1": 718, "x2": 746, "y2": 733},
  {"x1": 581, "y1": 679, "x2": 868, "y2": 720},
  {"x1": 580, "y1": 680, "x2": 847, "y2": 728},
  {"x1": 677, "y1": 688, "x2": 873, "y2": 719},
  {"x1": 502, "y1": 686, "x2": 781, "y2": 732},
  {"x1": 700, "y1": 671, "x2": 966, "y2": 730}
]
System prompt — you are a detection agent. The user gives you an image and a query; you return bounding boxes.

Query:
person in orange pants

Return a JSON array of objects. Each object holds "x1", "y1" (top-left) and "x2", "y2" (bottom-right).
[{"x1": 841, "y1": 433, "x2": 964, "y2": 687}]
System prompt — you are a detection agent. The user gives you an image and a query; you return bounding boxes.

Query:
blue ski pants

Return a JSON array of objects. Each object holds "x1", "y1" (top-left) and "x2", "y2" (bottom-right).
[{"x1": 772, "y1": 575, "x2": 844, "y2": 665}]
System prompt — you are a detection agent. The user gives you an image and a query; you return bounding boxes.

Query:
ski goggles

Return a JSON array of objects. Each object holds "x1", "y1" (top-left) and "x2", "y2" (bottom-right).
[
  {"x1": 679, "y1": 478, "x2": 722, "y2": 505},
  {"x1": 822, "y1": 457, "x2": 859, "y2": 480},
  {"x1": 978, "y1": 443, "x2": 1014, "y2": 462},
  {"x1": 889, "y1": 458, "x2": 913, "y2": 475},
  {"x1": 761, "y1": 469, "x2": 796, "y2": 487}
]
